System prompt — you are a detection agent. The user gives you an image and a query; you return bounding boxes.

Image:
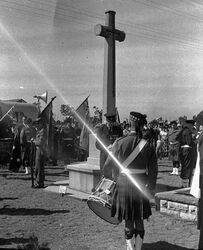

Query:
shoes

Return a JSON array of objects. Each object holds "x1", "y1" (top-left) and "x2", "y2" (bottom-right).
[
  {"x1": 170, "y1": 168, "x2": 179, "y2": 175},
  {"x1": 24, "y1": 167, "x2": 29, "y2": 175}
]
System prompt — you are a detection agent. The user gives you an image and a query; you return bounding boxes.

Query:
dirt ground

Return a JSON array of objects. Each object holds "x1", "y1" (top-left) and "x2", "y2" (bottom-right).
[{"x1": 0, "y1": 160, "x2": 200, "y2": 250}]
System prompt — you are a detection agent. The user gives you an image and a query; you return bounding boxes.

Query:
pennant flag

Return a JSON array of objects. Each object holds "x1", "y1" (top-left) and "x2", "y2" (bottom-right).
[
  {"x1": 76, "y1": 96, "x2": 90, "y2": 153},
  {"x1": 39, "y1": 96, "x2": 56, "y2": 157},
  {"x1": 76, "y1": 96, "x2": 90, "y2": 126}
]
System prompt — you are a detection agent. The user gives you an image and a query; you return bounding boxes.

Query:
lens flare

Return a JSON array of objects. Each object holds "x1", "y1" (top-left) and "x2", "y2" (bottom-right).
[{"x1": 0, "y1": 21, "x2": 150, "y2": 199}]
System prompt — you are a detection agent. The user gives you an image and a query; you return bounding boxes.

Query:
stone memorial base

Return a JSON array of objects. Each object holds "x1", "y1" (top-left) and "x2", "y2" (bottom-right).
[
  {"x1": 66, "y1": 161, "x2": 101, "y2": 194},
  {"x1": 155, "y1": 188, "x2": 199, "y2": 222},
  {"x1": 65, "y1": 133, "x2": 101, "y2": 194}
]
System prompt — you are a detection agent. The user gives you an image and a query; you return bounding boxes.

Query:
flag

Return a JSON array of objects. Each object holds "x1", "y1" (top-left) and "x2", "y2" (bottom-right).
[
  {"x1": 76, "y1": 96, "x2": 90, "y2": 153},
  {"x1": 39, "y1": 96, "x2": 56, "y2": 157},
  {"x1": 76, "y1": 96, "x2": 90, "y2": 126}
]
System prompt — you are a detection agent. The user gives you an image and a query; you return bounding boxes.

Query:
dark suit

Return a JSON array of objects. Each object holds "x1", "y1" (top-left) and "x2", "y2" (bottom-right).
[
  {"x1": 34, "y1": 128, "x2": 47, "y2": 187},
  {"x1": 20, "y1": 125, "x2": 36, "y2": 168},
  {"x1": 177, "y1": 126, "x2": 197, "y2": 184}
]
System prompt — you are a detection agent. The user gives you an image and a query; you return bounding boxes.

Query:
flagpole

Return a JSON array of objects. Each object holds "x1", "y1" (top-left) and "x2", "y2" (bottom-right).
[
  {"x1": 40, "y1": 96, "x2": 56, "y2": 115},
  {"x1": 0, "y1": 105, "x2": 15, "y2": 122}
]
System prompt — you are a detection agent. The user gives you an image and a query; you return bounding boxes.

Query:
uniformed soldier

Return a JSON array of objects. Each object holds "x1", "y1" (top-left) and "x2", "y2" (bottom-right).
[
  {"x1": 20, "y1": 117, "x2": 36, "y2": 174},
  {"x1": 103, "y1": 111, "x2": 157, "y2": 250},
  {"x1": 9, "y1": 122, "x2": 22, "y2": 172},
  {"x1": 176, "y1": 119, "x2": 197, "y2": 187},
  {"x1": 33, "y1": 117, "x2": 47, "y2": 188},
  {"x1": 168, "y1": 120, "x2": 181, "y2": 175}
]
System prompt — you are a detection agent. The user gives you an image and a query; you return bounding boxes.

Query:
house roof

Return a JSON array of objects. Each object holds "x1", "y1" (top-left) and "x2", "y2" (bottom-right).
[{"x1": 2, "y1": 99, "x2": 27, "y2": 103}]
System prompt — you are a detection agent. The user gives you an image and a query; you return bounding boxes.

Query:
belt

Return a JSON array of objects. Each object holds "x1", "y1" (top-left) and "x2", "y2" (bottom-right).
[
  {"x1": 120, "y1": 169, "x2": 146, "y2": 175},
  {"x1": 181, "y1": 145, "x2": 191, "y2": 148},
  {"x1": 169, "y1": 142, "x2": 178, "y2": 145}
]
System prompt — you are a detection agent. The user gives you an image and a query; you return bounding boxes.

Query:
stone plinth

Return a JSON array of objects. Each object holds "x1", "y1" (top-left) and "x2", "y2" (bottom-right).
[
  {"x1": 155, "y1": 188, "x2": 199, "y2": 222},
  {"x1": 66, "y1": 134, "x2": 101, "y2": 194},
  {"x1": 66, "y1": 162, "x2": 101, "y2": 194}
]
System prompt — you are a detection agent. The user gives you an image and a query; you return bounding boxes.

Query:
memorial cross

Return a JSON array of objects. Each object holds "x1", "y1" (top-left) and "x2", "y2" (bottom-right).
[{"x1": 94, "y1": 10, "x2": 125, "y2": 119}]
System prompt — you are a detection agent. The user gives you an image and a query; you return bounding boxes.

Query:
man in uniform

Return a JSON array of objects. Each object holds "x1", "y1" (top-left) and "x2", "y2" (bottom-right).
[
  {"x1": 20, "y1": 117, "x2": 36, "y2": 175},
  {"x1": 168, "y1": 120, "x2": 181, "y2": 175},
  {"x1": 33, "y1": 117, "x2": 47, "y2": 188},
  {"x1": 176, "y1": 119, "x2": 197, "y2": 187},
  {"x1": 103, "y1": 111, "x2": 157, "y2": 250}
]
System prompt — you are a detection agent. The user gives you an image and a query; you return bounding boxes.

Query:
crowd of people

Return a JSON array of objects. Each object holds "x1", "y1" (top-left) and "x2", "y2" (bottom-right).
[
  {"x1": 6, "y1": 110, "x2": 202, "y2": 192},
  {"x1": 95, "y1": 113, "x2": 201, "y2": 189},
  {"x1": 2, "y1": 109, "x2": 203, "y2": 249}
]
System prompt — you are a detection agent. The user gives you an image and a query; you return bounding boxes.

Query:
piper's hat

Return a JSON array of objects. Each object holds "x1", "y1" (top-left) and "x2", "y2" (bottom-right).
[
  {"x1": 195, "y1": 111, "x2": 203, "y2": 125},
  {"x1": 130, "y1": 111, "x2": 147, "y2": 121}
]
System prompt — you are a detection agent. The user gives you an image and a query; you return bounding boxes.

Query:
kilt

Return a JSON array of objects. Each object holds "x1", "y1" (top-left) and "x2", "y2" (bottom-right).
[{"x1": 111, "y1": 173, "x2": 151, "y2": 223}]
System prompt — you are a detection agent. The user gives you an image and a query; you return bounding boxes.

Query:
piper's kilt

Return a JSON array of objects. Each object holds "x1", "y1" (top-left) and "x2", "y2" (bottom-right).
[{"x1": 111, "y1": 173, "x2": 151, "y2": 223}]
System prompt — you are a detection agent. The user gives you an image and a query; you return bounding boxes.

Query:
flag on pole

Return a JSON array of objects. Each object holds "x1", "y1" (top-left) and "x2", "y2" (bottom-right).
[
  {"x1": 76, "y1": 96, "x2": 90, "y2": 153},
  {"x1": 76, "y1": 96, "x2": 90, "y2": 125},
  {"x1": 39, "y1": 96, "x2": 56, "y2": 157}
]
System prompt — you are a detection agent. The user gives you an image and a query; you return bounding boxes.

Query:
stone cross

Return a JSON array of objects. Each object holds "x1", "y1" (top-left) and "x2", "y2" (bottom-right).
[{"x1": 94, "y1": 10, "x2": 125, "y2": 119}]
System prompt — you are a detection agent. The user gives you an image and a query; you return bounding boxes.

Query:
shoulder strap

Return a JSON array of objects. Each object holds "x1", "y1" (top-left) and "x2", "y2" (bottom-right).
[{"x1": 122, "y1": 139, "x2": 148, "y2": 168}]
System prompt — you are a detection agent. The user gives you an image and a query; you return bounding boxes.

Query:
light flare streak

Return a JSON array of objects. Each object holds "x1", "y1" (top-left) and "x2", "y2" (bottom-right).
[
  {"x1": 0, "y1": 105, "x2": 15, "y2": 122},
  {"x1": 0, "y1": 21, "x2": 150, "y2": 199}
]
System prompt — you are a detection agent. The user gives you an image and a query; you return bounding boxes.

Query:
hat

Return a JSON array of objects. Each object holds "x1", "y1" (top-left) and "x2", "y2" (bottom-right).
[
  {"x1": 169, "y1": 120, "x2": 177, "y2": 126},
  {"x1": 130, "y1": 112, "x2": 147, "y2": 121},
  {"x1": 195, "y1": 111, "x2": 203, "y2": 125},
  {"x1": 185, "y1": 119, "x2": 195, "y2": 125}
]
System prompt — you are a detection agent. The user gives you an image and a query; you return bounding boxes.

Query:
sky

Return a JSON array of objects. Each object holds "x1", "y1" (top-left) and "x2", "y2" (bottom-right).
[{"x1": 0, "y1": 0, "x2": 202, "y2": 121}]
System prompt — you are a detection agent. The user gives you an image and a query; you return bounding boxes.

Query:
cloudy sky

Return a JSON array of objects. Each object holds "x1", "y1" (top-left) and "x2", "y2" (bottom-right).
[{"x1": 0, "y1": 0, "x2": 202, "y2": 121}]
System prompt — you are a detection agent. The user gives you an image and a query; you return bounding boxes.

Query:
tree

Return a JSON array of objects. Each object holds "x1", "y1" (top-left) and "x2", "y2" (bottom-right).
[{"x1": 60, "y1": 104, "x2": 72, "y2": 117}]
